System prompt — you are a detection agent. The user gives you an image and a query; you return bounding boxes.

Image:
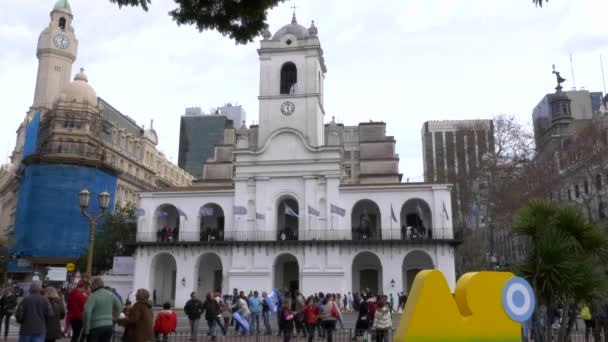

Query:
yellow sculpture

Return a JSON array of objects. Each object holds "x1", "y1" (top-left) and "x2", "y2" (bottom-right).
[{"x1": 394, "y1": 270, "x2": 534, "y2": 342}]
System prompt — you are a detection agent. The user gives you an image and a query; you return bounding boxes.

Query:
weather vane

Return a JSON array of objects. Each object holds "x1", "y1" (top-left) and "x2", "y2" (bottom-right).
[{"x1": 552, "y1": 64, "x2": 567, "y2": 89}]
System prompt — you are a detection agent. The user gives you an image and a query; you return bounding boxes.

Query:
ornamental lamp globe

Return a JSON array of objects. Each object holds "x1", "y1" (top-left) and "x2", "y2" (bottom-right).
[
  {"x1": 98, "y1": 191, "x2": 111, "y2": 210},
  {"x1": 79, "y1": 189, "x2": 91, "y2": 209}
]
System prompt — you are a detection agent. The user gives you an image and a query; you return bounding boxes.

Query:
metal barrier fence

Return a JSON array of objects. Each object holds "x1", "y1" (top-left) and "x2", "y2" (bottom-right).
[
  {"x1": 111, "y1": 328, "x2": 394, "y2": 342},
  {"x1": 135, "y1": 228, "x2": 456, "y2": 243}
]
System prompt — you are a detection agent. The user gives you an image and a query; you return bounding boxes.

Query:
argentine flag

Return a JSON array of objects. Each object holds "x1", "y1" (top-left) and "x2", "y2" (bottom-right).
[
  {"x1": 285, "y1": 205, "x2": 299, "y2": 218},
  {"x1": 265, "y1": 288, "x2": 279, "y2": 313}
]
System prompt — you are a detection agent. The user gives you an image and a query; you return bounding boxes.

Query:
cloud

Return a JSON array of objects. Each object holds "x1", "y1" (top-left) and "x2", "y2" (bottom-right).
[{"x1": 1, "y1": 0, "x2": 608, "y2": 181}]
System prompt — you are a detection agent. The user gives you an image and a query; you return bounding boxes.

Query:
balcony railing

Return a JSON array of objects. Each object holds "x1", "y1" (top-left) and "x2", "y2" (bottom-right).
[{"x1": 134, "y1": 228, "x2": 458, "y2": 244}]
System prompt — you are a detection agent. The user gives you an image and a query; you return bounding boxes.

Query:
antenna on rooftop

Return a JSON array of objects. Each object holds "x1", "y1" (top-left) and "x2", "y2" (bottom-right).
[
  {"x1": 601, "y1": 54, "x2": 607, "y2": 96},
  {"x1": 570, "y1": 53, "x2": 576, "y2": 90}
]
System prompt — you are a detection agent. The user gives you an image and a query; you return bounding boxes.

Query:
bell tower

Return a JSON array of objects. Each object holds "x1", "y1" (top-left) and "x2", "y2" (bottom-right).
[
  {"x1": 32, "y1": 0, "x2": 78, "y2": 110},
  {"x1": 257, "y1": 14, "x2": 327, "y2": 147}
]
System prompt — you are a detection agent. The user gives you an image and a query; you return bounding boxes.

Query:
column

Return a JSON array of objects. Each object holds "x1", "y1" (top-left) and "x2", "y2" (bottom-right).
[
  {"x1": 233, "y1": 177, "x2": 248, "y2": 234},
  {"x1": 303, "y1": 176, "x2": 316, "y2": 238},
  {"x1": 174, "y1": 249, "x2": 196, "y2": 308},
  {"x1": 255, "y1": 177, "x2": 269, "y2": 237}
]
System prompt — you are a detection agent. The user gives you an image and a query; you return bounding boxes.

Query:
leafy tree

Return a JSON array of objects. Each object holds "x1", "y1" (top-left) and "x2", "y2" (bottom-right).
[
  {"x1": 75, "y1": 206, "x2": 137, "y2": 275},
  {"x1": 513, "y1": 200, "x2": 608, "y2": 342},
  {"x1": 455, "y1": 114, "x2": 535, "y2": 273},
  {"x1": 108, "y1": 1, "x2": 552, "y2": 44},
  {"x1": 109, "y1": 0, "x2": 285, "y2": 44}
]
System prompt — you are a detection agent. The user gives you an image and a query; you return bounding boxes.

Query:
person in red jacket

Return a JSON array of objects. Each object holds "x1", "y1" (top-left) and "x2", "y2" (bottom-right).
[
  {"x1": 302, "y1": 296, "x2": 320, "y2": 342},
  {"x1": 154, "y1": 302, "x2": 177, "y2": 342},
  {"x1": 66, "y1": 280, "x2": 89, "y2": 342}
]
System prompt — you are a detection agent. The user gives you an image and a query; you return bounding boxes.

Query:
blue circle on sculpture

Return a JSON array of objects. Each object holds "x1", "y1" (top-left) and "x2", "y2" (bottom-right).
[
  {"x1": 513, "y1": 291, "x2": 525, "y2": 307},
  {"x1": 501, "y1": 277, "x2": 535, "y2": 322}
]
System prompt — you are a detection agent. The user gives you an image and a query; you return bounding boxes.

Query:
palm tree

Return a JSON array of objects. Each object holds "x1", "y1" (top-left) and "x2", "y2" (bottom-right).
[{"x1": 513, "y1": 200, "x2": 608, "y2": 342}]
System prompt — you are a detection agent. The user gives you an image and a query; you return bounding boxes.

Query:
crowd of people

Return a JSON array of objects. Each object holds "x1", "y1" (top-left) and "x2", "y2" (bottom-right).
[
  {"x1": 182, "y1": 288, "x2": 398, "y2": 342},
  {"x1": 8, "y1": 279, "x2": 406, "y2": 342}
]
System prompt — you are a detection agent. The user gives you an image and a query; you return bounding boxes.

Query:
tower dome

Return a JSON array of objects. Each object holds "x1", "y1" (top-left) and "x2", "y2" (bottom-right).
[
  {"x1": 144, "y1": 119, "x2": 158, "y2": 146},
  {"x1": 271, "y1": 14, "x2": 309, "y2": 40},
  {"x1": 55, "y1": 68, "x2": 98, "y2": 106},
  {"x1": 53, "y1": 0, "x2": 71, "y2": 14}
]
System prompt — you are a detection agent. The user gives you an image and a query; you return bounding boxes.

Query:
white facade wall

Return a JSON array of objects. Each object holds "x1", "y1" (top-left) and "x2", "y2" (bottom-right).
[{"x1": 133, "y1": 243, "x2": 454, "y2": 308}]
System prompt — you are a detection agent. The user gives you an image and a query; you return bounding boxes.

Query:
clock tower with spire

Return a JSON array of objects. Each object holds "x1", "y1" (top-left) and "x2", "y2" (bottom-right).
[
  {"x1": 257, "y1": 12, "x2": 327, "y2": 147},
  {"x1": 32, "y1": 0, "x2": 78, "y2": 110}
]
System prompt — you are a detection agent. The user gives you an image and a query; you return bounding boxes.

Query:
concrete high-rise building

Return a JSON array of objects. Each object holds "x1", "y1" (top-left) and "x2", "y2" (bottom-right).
[
  {"x1": 178, "y1": 104, "x2": 246, "y2": 179},
  {"x1": 421, "y1": 120, "x2": 494, "y2": 224}
]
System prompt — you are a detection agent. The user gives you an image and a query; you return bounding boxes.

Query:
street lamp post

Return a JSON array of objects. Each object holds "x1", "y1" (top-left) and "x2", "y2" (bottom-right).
[{"x1": 79, "y1": 189, "x2": 111, "y2": 278}]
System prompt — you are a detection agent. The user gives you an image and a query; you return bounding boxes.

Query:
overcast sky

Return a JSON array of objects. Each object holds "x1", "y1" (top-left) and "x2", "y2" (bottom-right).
[{"x1": 1, "y1": 0, "x2": 608, "y2": 181}]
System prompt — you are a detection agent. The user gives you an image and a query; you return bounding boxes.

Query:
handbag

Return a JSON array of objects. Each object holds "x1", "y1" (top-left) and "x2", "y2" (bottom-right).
[{"x1": 331, "y1": 303, "x2": 340, "y2": 319}]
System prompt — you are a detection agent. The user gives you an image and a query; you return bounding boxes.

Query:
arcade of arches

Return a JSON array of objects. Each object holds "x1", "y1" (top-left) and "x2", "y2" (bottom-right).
[{"x1": 148, "y1": 249, "x2": 435, "y2": 306}]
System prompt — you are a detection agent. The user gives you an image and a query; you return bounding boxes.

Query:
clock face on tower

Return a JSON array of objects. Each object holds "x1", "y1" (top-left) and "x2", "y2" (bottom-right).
[
  {"x1": 53, "y1": 34, "x2": 70, "y2": 49},
  {"x1": 280, "y1": 101, "x2": 295, "y2": 116}
]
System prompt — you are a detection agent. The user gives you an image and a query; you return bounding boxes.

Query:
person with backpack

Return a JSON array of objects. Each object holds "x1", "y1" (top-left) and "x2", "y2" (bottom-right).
[
  {"x1": 318, "y1": 294, "x2": 340, "y2": 342},
  {"x1": 184, "y1": 292, "x2": 204, "y2": 340},
  {"x1": 372, "y1": 296, "x2": 392, "y2": 342},
  {"x1": 153, "y1": 302, "x2": 177, "y2": 342}
]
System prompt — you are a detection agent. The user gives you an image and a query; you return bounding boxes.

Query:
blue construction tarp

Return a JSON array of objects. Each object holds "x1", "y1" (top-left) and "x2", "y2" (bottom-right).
[{"x1": 10, "y1": 164, "x2": 117, "y2": 270}]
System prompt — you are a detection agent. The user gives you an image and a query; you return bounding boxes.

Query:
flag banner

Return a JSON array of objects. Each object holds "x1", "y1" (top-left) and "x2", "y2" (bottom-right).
[
  {"x1": 200, "y1": 206, "x2": 214, "y2": 216},
  {"x1": 285, "y1": 205, "x2": 299, "y2": 218},
  {"x1": 466, "y1": 202, "x2": 479, "y2": 227},
  {"x1": 178, "y1": 208, "x2": 188, "y2": 221},
  {"x1": 308, "y1": 205, "x2": 320, "y2": 217},
  {"x1": 134, "y1": 208, "x2": 146, "y2": 217},
  {"x1": 155, "y1": 210, "x2": 168, "y2": 217},
  {"x1": 442, "y1": 201, "x2": 450, "y2": 221},
  {"x1": 390, "y1": 205, "x2": 398, "y2": 223},
  {"x1": 330, "y1": 204, "x2": 346, "y2": 217},
  {"x1": 265, "y1": 289, "x2": 279, "y2": 313},
  {"x1": 416, "y1": 205, "x2": 425, "y2": 224},
  {"x1": 232, "y1": 312, "x2": 250, "y2": 332},
  {"x1": 233, "y1": 206, "x2": 247, "y2": 215},
  {"x1": 256, "y1": 212, "x2": 265, "y2": 220}
]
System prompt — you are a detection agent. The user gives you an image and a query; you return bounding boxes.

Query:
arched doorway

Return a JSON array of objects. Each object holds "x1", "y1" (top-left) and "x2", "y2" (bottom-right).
[
  {"x1": 351, "y1": 200, "x2": 381, "y2": 240},
  {"x1": 199, "y1": 203, "x2": 225, "y2": 241},
  {"x1": 400, "y1": 199, "x2": 432, "y2": 240},
  {"x1": 352, "y1": 252, "x2": 383, "y2": 295},
  {"x1": 155, "y1": 204, "x2": 180, "y2": 242},
  {"x1": 196, "y1": 253, "x2": 223, "y2": 295},
  {"x1": 277, "y1": 197, "x2": 299, "y2": 241},
  {"x1": 402, "y1": 250, "x2": 434, "y2": 293},
  {"x1": 274, "y1": 254, "x2": 299, "y2": 292},
  {"x1": 150, "y1": 253, "x2": 177, "y2": 306}
]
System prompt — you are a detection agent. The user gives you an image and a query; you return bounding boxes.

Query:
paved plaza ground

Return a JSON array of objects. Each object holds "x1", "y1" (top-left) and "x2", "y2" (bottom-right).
[{"x1": 2, "y1": 310, "x2": 404, "y2": 341}]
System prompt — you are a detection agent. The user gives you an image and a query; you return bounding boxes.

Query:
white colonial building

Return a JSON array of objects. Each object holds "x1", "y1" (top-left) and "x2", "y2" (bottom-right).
[{"x1": 133, "y1": 14, "x2": 458, "y2": 308}]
